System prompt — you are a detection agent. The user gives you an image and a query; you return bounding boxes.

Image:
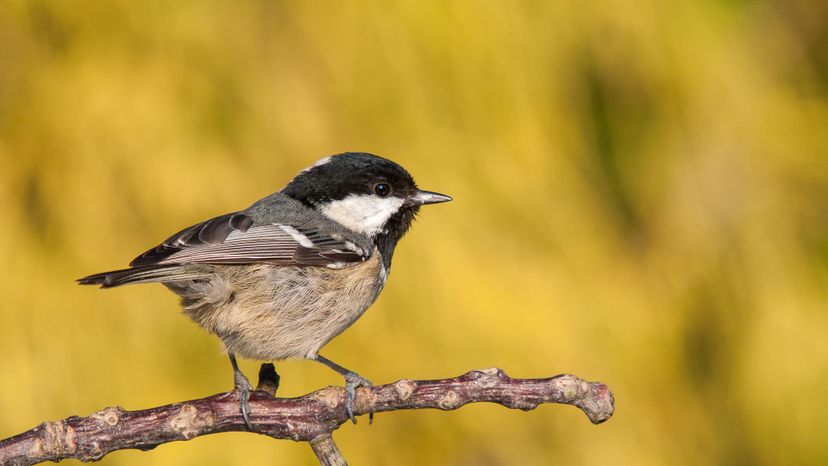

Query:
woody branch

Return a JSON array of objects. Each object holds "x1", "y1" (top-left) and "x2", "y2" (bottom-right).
[{"x1": 0, "y1": 366, "x2": 614, "y2": 466}]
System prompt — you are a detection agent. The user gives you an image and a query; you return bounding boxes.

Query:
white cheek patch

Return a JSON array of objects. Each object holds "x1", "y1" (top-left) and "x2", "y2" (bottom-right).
[{"x1": 319, "y1": 194, "x2": 405, "y2": 236}]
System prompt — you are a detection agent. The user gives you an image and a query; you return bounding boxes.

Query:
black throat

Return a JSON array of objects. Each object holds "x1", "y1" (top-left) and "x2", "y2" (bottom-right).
[{"x1": 374, "y1": 205, "x2": 418, "y2": 271}]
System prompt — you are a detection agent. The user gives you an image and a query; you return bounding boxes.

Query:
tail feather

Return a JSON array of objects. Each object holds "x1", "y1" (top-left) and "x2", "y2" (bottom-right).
[{"x1": 78, "y1": 265, "x2": 203, "y2": 288}]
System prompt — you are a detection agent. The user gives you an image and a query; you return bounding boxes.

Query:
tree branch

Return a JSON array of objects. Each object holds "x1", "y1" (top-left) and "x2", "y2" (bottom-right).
[{"x1": 0, "y1": 367, "x2": 614, "y2": 466}]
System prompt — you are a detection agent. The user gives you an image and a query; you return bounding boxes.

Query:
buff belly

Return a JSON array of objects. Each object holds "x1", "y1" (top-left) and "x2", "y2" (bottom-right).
[{"x1": 165, "y1": 252, "x2": 385, "y2": 360}]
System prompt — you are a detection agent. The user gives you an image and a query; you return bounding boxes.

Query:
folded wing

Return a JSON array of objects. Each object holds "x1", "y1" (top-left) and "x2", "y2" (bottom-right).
[{"x1": 131, "y1": 212, "x2": 368, "y2": 268}]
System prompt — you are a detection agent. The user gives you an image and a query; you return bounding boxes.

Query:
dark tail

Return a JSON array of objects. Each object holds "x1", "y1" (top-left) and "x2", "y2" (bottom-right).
[{"x1": 78, "y1": 265, "x2": 203, "y2": 288}]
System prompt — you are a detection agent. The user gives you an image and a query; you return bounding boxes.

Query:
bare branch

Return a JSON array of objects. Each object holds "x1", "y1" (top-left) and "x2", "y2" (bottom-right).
[
  {"x1": 0, "y1": 368, "x2": 614, "y2": 466},
  {"x1": 310, "y1": 434, "x2": 347, "y2": 466}
]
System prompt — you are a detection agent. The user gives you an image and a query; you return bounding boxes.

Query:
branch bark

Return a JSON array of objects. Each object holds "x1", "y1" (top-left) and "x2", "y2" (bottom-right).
[{"x1": 0, "y1": 367, "x2": 614, "y2": 466}]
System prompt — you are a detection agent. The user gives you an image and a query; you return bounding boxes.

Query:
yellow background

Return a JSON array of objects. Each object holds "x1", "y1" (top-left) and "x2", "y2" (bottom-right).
[{"x1": 2, "y1": 1, "x2": 827, "y2": 464}]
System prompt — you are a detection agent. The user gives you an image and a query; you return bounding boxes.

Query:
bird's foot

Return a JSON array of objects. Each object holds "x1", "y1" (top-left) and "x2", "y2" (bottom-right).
[
  {"x1": 314, "y1": 354, "x2": 375, "y2": 424},
  {"x1": 233, "y1": 369, "x2": 254, "y2": 431},
  {"x1": 343, "y1": 372, "x2": 374, "y2": 424}
]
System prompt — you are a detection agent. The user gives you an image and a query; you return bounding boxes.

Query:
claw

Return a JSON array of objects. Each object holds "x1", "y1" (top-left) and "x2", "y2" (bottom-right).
[
  {"x1": 235, "y1": 374, "x2": 253, "y2": 430},
  {"x1": 344, "y1": 372, "x2": 373, "y2": 424},
  {"x1": 239, "y1": 390, "x2": 252, "y2": 429},
  {"x1": 315, "y1": 354, "x2": 376, "y2": 424},
  {"x1": 229, "y1": 353, "x2": 254, "y2": 431}
]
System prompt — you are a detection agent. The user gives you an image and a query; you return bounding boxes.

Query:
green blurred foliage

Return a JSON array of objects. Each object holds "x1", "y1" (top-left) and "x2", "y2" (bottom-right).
[{"x1": 1, "y1": 1, "x2": 827, "y2": 464}]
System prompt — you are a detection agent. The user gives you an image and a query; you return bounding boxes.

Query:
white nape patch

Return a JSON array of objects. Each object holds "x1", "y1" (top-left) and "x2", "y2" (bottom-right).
[
  {"x1": 299, "y1": 156, "x2": 332, "y2": 174},
  {"x1": 319, "y1": 194, "x2": 405, "y2": 236},
  {"x1": 278, "y1": 224, "x2": 314, "y2": 248}
]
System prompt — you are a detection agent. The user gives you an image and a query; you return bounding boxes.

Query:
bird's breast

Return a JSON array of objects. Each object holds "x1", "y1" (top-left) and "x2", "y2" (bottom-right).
[{"x1": 180, "y1": 249, "x2": 387, "y2": 360}]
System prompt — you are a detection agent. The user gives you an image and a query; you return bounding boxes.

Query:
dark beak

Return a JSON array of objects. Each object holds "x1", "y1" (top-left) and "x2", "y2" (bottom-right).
[{"x1": 408, "y1": 190, "x2": 452, "y2": 205}]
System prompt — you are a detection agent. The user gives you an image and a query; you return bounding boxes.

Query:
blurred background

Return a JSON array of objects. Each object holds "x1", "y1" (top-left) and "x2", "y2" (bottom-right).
[{"x1": 1, "y1": 0, "x2": 827, "y2": 464}]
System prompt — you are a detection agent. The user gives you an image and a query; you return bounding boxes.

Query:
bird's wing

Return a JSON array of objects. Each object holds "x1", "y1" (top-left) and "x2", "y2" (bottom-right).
[{"x1": 129, "y1": 212, "x2": 368, "y2": 267}]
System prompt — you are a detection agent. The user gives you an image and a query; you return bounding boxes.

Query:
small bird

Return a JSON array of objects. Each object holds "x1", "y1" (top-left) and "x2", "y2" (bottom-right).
[{"x1": 79, "y1": 152, "x2": 451, "y2": 426}]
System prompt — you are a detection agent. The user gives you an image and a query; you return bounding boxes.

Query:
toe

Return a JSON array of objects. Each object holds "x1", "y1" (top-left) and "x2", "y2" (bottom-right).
[
  {"x1": 239, "y1": 388, "x2": 253, "y2": 431},
  {"x1": 345, "y1": 385, "x2": 357, "y2": 424}
]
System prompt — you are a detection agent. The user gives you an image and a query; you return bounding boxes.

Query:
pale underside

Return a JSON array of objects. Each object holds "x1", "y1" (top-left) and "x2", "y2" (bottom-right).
[{"x1": 164, "y1": 250, "x2": 385, "y2": 360}]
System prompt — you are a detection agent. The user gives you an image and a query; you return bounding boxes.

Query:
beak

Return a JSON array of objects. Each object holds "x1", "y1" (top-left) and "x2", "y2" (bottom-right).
[{"x1": 408, "y1": 190, "x2": 453, "y2": 205}]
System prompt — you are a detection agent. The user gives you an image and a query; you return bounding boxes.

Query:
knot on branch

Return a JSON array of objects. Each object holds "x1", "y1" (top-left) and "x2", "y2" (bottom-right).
[
  {"x1": 90, "y1": 407, "x2": 123, "y2": 427},
  {"x1": 169, "y1": 404, "x2": 215, "y2": 439},
  {"x1": 393, "y1": 379, "x2": 418, "y2": 400},
  {"x1": 30, "y1": 420, "x2": 77, "y2": 460}
]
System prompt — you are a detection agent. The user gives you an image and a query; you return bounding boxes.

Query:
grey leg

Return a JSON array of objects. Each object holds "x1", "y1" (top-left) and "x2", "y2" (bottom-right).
[
  {"x1": 229, "y1": 353, "x2": 253, "y2": 430},
  {"x1": 315, "y1": 355, "x2": 374, "y2": 424}
]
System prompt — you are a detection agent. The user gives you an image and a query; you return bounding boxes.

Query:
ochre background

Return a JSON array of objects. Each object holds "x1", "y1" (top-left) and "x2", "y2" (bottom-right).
[{"x1": 1, "y1": 1, "x2": 827, "y2": 465}]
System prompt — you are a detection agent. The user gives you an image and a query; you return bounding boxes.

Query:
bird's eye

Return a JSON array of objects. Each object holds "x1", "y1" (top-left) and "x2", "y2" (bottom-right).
[{"x1": 374, "y1": 183, "x2": 391, "y2": 197}]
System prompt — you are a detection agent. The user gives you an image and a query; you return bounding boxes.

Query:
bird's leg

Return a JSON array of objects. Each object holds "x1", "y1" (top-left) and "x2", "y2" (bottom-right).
[
  {"x1": 229, "y1": 353, "x2": 253, "y2": 430},
  {"x1": 315, "y1": 354, "x2": 374, "y2": 424}
]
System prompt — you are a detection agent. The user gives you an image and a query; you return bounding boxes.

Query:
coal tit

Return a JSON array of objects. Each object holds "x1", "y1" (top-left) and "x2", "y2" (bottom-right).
[{"x1": 79, "y1": 152, "x2": 451, "y2": 426}]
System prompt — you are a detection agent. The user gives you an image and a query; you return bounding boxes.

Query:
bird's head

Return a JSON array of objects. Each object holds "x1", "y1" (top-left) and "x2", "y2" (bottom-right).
[{"x1": 282, "y1": 152, "x2": 451, "y2": 242}]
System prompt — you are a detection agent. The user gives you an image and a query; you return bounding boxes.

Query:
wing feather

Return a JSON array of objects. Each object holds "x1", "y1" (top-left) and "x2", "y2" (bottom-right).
[{"x1": 130, "y1": 213, "x2": 367, "y2": 268}]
